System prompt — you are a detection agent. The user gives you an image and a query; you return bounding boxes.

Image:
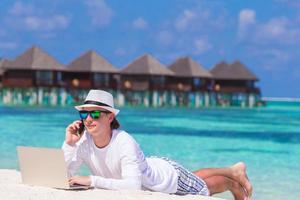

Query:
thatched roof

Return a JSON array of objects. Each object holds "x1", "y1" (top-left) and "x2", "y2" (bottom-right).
[
  {"x1": 210, "y1": 61, "x2": 258, "y2": 81},
  {"x1": 2, "y1": 46, "x2": 64, "y2": 71},
  {"x1": 169, "y1": 57, "x2": 211, "y2": 78},
  {"x1": 121, "y1": 54, "x2": 174, "y2": 76},
  {"x1": 67, "y1": 50, "x2": 118, "y2": 73}
]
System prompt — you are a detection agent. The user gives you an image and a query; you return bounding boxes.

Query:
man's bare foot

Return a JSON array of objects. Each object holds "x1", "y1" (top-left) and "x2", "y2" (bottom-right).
[
  {"x1": 230, "y1": 162, "x2": 252, "y2": 198},
  {"x1": 229, "y1": 179, "x2": 248, "y2": 200}
]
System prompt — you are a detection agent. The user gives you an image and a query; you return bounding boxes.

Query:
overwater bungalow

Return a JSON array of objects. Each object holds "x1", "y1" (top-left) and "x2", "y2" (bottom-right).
[
  {"x1": 0, "y1": 44, "x2": 263, "y2": 108},
  {"x1": 1, "y1": 46, "x2": 65, "y2": 105},
  {"x1": 65, "y1": 50, "x2": 119, "y2": 102},
  {"x1": 2, "y1": 46, "x2": 65, "y2": 87},
  {"x1": 120, "y1": 54, "x2": 174, "y2": 106},
  {"x1": 210, "y1": 61, "x2": 260, "y2": 107},
  {"x1": 168, "y1": 57, "x2": 212, "y2": 107}
]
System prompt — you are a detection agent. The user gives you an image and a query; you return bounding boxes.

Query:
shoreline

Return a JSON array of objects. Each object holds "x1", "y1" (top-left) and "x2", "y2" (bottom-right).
[{"x1": 0, "y1": 169, "x2": 225, "y2": 200}]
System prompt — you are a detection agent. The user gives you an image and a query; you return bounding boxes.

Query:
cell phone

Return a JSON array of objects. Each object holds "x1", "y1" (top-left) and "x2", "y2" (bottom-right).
[{"x1": 77, "y1": 120, "x2": 85, "y2": 136}]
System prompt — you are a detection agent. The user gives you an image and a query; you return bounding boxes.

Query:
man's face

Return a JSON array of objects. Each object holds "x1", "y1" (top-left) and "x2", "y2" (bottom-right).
[{"x1": 80, "y1": 107, "x2": 114, "y2": 136}]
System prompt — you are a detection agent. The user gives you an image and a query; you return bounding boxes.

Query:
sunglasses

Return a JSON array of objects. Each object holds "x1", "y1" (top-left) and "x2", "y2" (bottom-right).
[{"x1": 79, "y1": 110, "x2": 110, "y2": 120}]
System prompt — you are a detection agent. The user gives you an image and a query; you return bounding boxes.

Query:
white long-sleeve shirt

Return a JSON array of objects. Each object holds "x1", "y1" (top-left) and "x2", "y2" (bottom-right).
[{"x1": 62, "y1": 129, "x2": 178, "y2": 193}]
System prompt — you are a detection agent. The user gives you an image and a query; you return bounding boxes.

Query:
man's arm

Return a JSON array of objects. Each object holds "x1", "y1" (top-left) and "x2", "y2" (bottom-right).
[{"x1": 62, "y1": 142, "x2": 84, "y2": 177}]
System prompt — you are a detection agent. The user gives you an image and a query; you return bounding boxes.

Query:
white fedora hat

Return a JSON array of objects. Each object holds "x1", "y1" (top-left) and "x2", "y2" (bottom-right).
[{"x1": 75, "y1": 90, "x2": 120, "y2": 116}]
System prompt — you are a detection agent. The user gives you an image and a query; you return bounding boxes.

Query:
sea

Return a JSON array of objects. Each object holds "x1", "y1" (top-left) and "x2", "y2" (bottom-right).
[{"x1": 0, "y1": 101, "x2": 299, "y2": 200}]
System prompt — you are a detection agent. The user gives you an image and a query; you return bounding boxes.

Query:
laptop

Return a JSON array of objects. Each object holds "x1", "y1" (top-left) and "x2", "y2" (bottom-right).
[{"x1": 17, "y1": 146, "x2": 90, "y2": 190}]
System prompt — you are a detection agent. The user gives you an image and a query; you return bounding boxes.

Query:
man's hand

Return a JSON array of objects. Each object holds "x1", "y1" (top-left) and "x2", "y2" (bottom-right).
[
  {"x1": 65, "y1": 120, "x2": 83, "y2": 146},
  {"x1": 69, "y1": 176, "x2": 91, "y2": 186}
]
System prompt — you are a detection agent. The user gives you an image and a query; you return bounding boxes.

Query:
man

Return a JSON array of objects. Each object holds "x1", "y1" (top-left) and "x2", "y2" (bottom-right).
[{"x1": 63, "y1": 89, "x2": 252, "y2": 199}]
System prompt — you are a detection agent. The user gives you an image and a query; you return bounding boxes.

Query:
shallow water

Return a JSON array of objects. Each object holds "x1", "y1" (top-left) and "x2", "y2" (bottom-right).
[{"x1": 0, "y1": 102, "x2": 299, "y2": 200}]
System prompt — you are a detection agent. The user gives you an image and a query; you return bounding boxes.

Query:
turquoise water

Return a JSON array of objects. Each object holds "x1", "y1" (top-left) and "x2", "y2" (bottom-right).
[{"x1": 0, "y1": 102, "x2": 300, "y2": 200}]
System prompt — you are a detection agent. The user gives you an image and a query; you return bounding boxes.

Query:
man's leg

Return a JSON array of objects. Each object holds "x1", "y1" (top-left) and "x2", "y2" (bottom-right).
[
  {"x1": 193, "y1": 162, "x2": 252, "y2": 197},
  {"x1": 204, "y1": 175, "x2": 247, "y2": 200}
]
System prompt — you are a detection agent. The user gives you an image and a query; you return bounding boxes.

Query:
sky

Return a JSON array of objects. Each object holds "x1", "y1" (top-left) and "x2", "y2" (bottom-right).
[{"x1": 0, "y1": 0, "x2": 300, "y2": 98}]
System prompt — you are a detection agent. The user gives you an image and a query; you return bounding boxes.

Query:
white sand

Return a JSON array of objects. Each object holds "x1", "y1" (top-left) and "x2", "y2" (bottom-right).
[{"x1": 0, "y1": 169, "x2": 225, "y2": 200}]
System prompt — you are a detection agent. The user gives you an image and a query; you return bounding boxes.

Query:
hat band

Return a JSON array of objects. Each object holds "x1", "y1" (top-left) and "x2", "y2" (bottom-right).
[{"x1": 84, "y1": 100, "x2": 112, "y2": 108}]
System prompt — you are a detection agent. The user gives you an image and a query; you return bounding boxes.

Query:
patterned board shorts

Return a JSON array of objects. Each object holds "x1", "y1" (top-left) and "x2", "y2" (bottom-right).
[{"x1": 161, "y1": 157, "x2": 210, "y2": 196}]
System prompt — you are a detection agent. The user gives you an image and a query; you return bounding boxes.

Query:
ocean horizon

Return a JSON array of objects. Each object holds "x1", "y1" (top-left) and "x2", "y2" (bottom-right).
[
  {"x1": 262, "y1": 96, "x2": 300, "y2": 102},
  {"x1": 0, "y1": 100, "x2": 299, "y2": 200}
]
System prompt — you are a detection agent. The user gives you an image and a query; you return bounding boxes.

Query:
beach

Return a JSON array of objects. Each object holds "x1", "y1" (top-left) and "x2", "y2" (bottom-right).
[{"x1": 0, "y1": 169, "x2": 224, "y2": 200}]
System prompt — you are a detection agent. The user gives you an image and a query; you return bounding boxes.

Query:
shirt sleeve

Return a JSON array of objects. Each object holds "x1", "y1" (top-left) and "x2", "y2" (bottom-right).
[
  {"x1": 90, "y1": 176, "x2": 141, "y2": 190},
  {"x1": 90, "y1": 132, "x2": 144, "y2": 190},
  {"x1": 62, "y1": 142, "x2": 84, "y2": 177}
]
